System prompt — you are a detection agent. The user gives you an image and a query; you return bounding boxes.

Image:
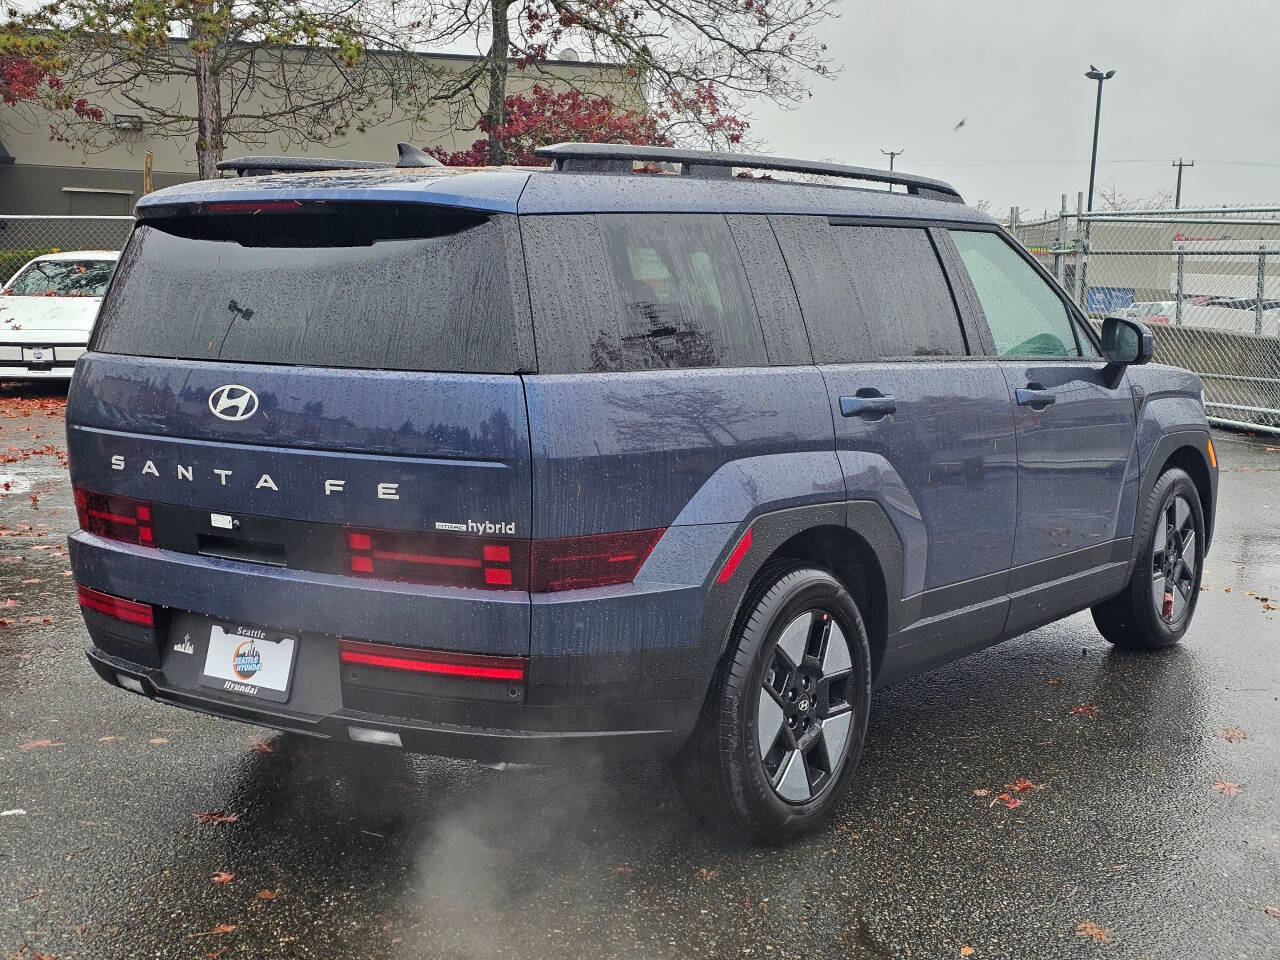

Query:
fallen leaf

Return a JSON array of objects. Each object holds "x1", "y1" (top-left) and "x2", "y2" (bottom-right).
[
  {"x1": 97, "y1": 735, "x2": 122, "y2": 742},
  {"x1": 149, "y1": 738, "x2": 168, "y2": 745},
  {"x1": 1069, "y1": 704, "x2": 1097, "y2": 716},
  {"x1": 211, "y1": 871, "x2": 234, "y2": 884},
  {"x1": 1212, "y1": 780, "x2": 1242, "y2": 796},
  {"x1": 1005, "y1": 778, "x2": 1044, "y2": 793},
  {"x1": 613, "y1": 866, "x2": 633, "y2": 875},
  {"x1": 992, "y1": 792, "x2": 1022, "y2": 809},
  {"x1": 210, "y1": 924, "x2": 236, "y2": 934},
  {"x1": 1224, "y1": 586, "x2": 1232, "y2": 593},
  {"x1": 697, "y1": 867, "x2": 718, "y2": 881},
  {"x1": 960, "y1": 948, "x2": 975, "y2": 957},
  {"x1": 248, "y1": 740, "x2": 276, "y2": 754},
  {"x1": 1218, "y1": 727, "x2": 1248, "y2": 743},
  {"x1": 972, "y1": 788, "x2": 989, "y2": 797},
  {"x1": 1264, "y1": 905, "x2": 1280, "y2": 919},
  {"x1": 1075, "y1": 920, "x2": 1112, "y2": 943},
  {"x1": 18, "y1": 739, "x2": 62, "y2": 750},
  {"x1": 1046, "y1": 677, "x2": 1061, "y2": 685},
  {"x1": 207, "y1": 949, "x2": 229, "y2": 960},
  {"x1": 194, "y1": 811, "x2": 240, "y2": 825},
  {"x1": 255, "y1": 888, "x2": 278, "y2": 900}
]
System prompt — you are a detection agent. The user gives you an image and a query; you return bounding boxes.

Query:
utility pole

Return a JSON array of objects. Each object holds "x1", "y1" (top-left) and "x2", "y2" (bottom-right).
[
  {"x1": 1172, "y1": 158, "x2": 1194, "y2": 208},
  {"x1": 881, "y1": 149, "x2": 903, "y2": 191},
  {"x1": 1084, "y1": 66, "x2": 1116, "y2": 212}
]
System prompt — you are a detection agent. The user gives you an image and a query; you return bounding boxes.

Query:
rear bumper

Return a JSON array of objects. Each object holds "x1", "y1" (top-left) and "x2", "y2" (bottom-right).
[
  {"x1": 86, "y1": 646, "x2": 693, "y2": 762},
  {"x1": 71, "y1": 530, "x2": 716, "y2": 762}
]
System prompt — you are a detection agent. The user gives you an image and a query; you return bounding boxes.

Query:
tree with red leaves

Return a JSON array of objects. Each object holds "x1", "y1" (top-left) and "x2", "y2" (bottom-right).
[
  {"x1": 421, "y1": 0, "x2": 842, "y2": 164},
  {"x1": 432, "y1": 84, "x2": 669, "y2": 166},
  {"x1": 1, "y1": 29, "x2": 102, "y2": 122}
]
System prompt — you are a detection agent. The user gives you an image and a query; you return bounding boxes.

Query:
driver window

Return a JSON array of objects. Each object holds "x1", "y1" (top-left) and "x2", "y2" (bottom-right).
[{"x1": 950, "y1": 230, "x2": 1081, "y2": 358}]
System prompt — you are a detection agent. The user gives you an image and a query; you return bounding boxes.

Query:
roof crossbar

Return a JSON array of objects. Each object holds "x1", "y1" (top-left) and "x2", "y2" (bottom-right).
[{"x1": 534, "y1": 142, "x2": 963, "y2": 202}]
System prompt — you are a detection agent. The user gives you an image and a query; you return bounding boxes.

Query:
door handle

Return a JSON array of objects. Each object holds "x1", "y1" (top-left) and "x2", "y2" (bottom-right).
[
  {"x1": 840, "y1": 392, "x2": 897, "y2": 419},
  {"x1": 1015, "y1": 382, "x2": 1057, "y2": 409}
]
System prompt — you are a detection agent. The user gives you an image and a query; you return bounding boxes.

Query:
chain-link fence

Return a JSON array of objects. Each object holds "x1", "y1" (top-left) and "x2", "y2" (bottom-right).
[
  {"x1": 0, "y1": 215, "x2": 134, "y2": 282},
  {"x1": 1011, "y1": 204, "x2": 1280, "y2": 435}
]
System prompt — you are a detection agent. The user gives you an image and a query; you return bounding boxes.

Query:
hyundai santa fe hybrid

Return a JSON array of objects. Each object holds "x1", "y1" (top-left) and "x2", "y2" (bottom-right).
[{"x1": 67, "y1": 143, "x2": 1217, "y2": 840}]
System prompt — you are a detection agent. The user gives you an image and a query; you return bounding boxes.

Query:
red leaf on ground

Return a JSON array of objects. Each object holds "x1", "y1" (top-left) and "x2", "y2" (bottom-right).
[
  {"x1": 248, "y1": 739, "x2": 276, "y2": 754},
  {"x1": 18, "y1": 739, "x2": 62, "y2": 750},
  {"x1": 1075, "y1": 920, "x2": 1112, "y2": 943},
  {"x1": 211, "y1": 871, "x2": 234, "y2": 884},
  {"x1": 1212, "y1": 780, "x2": 1243, "y2": 796},
  {"x1": 194, "y1": 811, "x2": 240, "y2": 825},
  {"x1": 1069, "y1": 704, "x2": 1097, "y2": 716},
  {"x1": 210, "y1": 924, "x2": 237, "y2": 934},
  {"x1": 993, "y1": 792, "x2": 1022, "y2": 809},
  {"x1": 1218, "y1": 726, "x2": 1248, "y2": 743},
  {"x1": 973, "y1": 788, "x2": 990, "y2": 797},
  {"x1": 1264, "y1": 905, "x2": 1280, "y2": 919},
  {"x1": 1005, "y1": 778, "x2": 1044, "y2": 793},
  {"x1": 256, "y1": 888, "x2": 278, "y2": 900}
]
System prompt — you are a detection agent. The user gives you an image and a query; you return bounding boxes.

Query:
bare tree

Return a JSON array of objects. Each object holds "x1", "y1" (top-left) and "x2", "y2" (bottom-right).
[
  {"x1": 1095, "y1": 181, "x2": 1176, "y2": 212},
  {"x1": 420, "y1": 0, "x2": 844, "y2": 164},
  {"x1": 9, "y1": 0, "x2": 448, "y2": 178}
]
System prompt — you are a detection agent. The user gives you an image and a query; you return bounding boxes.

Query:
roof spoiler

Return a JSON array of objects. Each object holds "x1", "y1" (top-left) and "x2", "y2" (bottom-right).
[
  {"x1": 533, "y1": 142, "x2": 963, "y2": 202},
  {"x1": 218, "y1": 143, "x2": 443, "y2": 177}
]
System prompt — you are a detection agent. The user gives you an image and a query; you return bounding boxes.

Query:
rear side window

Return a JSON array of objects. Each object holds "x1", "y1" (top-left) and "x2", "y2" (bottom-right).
[
  {"x1": 525, "y1": 213, "x2": 768, "y2": 372},
  {"x1": 771, "y1": 217, "x2": 966, "y2": 362},
  {"x1": 93, "y1": 206, "x2": 525, "y2": 373},
  {"x1": 950, "y1": 230, "x2": 1081, "y2": 358}
]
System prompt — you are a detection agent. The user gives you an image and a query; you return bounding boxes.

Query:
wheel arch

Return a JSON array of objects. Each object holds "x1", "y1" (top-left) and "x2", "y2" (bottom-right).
[
  {"x1": 698, "y1": 502, "x2": 903, "y2": 685},
  {"x1": 1140, "y1": 430, "x2": 1217, "y2": 551}
]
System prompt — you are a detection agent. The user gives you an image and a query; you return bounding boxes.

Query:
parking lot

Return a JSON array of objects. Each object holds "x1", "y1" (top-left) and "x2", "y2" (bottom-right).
[{"x1": 1, "y1": 383, "x2": 1277, "y2": 960}]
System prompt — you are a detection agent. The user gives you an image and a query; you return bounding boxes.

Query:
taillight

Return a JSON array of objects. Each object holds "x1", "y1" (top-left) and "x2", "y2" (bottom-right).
[
  {"x1": 343, "y1": 527, "x2": 664, "y2": 593},
  {"x1": 339, "y1": 639, "x2": 526, "y2": 682},
  {"x1": 74, "y1": 487, "x2": 154, "y2": 546},
  {"x1": 344, "y1": 528, "x2": 528, "y2": 590},
  {"x1": 76, "y1": 585, "x2": 155, "y2": 627},
  {"x1": 530, "y1": 529, "x2": 664, "y2": 592}
]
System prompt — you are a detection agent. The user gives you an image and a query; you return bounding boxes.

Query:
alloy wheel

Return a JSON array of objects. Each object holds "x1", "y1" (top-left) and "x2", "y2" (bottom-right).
[
  {"x1": 756, "y1": 608, "x2": 856, "y2": 803},
  {"x1": 1152, "y1": 493, "x2": 1197, "y2": 625}
]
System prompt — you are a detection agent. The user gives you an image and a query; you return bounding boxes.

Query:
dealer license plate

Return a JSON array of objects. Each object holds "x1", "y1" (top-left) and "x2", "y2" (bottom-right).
[{"x1": 199, "y1": 623, "x2": 297, "y2": 703}]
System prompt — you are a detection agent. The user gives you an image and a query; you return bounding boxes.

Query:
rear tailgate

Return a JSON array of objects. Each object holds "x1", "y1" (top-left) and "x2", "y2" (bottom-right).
[{"x1": 67, "y1": 200, "x2": 534, "y2": 657}]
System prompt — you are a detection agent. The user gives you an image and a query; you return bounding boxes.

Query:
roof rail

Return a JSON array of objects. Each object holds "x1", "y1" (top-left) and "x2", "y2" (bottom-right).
[
  {"x1": 534, "y1": 143, "x2": 963, "y2": 202},
  {"x1": 218, "y1": 143, "x2": 442, "y2": 177}
]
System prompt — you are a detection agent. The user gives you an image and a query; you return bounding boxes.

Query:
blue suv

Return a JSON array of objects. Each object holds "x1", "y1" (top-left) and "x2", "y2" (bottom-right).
[{"x1": 67, "y1": 143, "x2": 1217, "y2": 840}]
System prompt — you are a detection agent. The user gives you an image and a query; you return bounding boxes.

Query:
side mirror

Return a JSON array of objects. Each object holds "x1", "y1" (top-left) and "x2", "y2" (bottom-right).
[{"x1": 1101, "y1": 315, "x2": 1154, "y2": 366}]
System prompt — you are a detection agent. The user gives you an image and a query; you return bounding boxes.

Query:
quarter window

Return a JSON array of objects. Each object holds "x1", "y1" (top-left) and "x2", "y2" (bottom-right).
[
  {"x1": 771, "y1": 218, "x2": 967, "y2": 362},
  {"x1": 950, "y1": 230, "x2": 1081, "y2": 358}
]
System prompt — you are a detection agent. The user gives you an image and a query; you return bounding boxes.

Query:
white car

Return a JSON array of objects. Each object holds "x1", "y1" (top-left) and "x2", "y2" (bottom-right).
[{"x1": 0, "y1": 250, "x2": 119, "y2": 380}]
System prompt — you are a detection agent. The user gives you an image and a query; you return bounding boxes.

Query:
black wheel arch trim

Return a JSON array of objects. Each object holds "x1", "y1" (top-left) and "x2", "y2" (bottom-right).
[
  {"x1": 695, "y1": 500, "x2": 905, "y2": 682},
  {"x1": 1137, "y1": 429, "x2": 1217, "y2": 559}
]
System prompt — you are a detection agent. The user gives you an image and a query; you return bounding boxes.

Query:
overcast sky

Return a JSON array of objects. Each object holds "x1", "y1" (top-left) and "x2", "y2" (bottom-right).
[{"x1": 747, "y1": 0, "x2": 1279, "y2": 217}]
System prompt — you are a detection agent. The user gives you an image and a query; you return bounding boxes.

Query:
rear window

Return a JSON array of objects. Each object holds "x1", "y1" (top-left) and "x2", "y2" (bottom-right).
[
  {"x1": 524, "y1": 213, "x2": 769, "y2": 372},
  {"x1": 92, "y1": 206, "x2": 525, "y2": 373},
  {"x1": 7, "y1": 259, "x2": 115, "y2": 297}
]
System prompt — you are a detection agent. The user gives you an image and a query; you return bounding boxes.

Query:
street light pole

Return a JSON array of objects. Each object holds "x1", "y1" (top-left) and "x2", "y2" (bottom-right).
[
  {"x1": 881, "y1": 149, "x2": 903, "y2": 190},
  {"x1": 1084, "y1": 66, "x2": 1115, "y2": 212}
]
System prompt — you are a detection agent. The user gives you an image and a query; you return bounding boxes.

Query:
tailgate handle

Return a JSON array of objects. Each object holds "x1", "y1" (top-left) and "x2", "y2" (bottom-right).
[
  {"x1": 197, "y1": 535, "x2": 287, "y2": 567},
  {"x1": 840, "y1": 390, "x2": 897, "y2": 419}
]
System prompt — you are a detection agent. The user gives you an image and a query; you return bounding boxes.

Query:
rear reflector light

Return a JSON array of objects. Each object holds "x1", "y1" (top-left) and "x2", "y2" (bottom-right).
[
  {"x1": 347, "y1": 726, "x2": 403, "y2": 747},
  {"x1": 339, "y1": 640, "x2": 527, "y2": 682},
  {"x1": 74, "y1": 487, "x2": 154, "y2": 546},
  {"x1": 716, "y1": 527, "x2": 753, "y2": 585},
  {"x1": 77, "y1": 585, "x2": 155, "y2": 627},
  {"x1": 530, "y1": 529, "x2": 664, "y2": 592},
  {"x1": 343, "y1": 527, "x2": 527, "y2": 591},
  {"x1": 344, "y1": 527, "x2": 664, "y2": 592}
]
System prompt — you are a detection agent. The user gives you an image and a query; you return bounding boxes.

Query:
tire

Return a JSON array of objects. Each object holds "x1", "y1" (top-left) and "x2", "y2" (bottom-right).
[
  {"x1": 1091, "y1": 467, "x2": 1205, "y2": 650},
  {"x1": 673, "y1": 561, "x2": 872, "y2": 842}
]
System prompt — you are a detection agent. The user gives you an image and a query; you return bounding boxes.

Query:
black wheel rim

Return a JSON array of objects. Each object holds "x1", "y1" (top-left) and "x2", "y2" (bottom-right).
[
  {"x1": 756, "y1": 608, "x2": 855, "y2": 804},
  {"x1": 1152, "y1": 493, "x2": 1197, "y2": 626}
]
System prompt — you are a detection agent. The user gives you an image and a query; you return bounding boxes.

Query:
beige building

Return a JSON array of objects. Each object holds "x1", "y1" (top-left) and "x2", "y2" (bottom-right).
[{"x1": 0, "y1": 45, "x2": 633, "y2": 215}]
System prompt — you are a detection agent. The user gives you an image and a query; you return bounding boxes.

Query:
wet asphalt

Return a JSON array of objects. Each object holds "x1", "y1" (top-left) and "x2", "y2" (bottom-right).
[{"x1": 0, "y1": 383, "x2": 1277, "y2": 960}]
